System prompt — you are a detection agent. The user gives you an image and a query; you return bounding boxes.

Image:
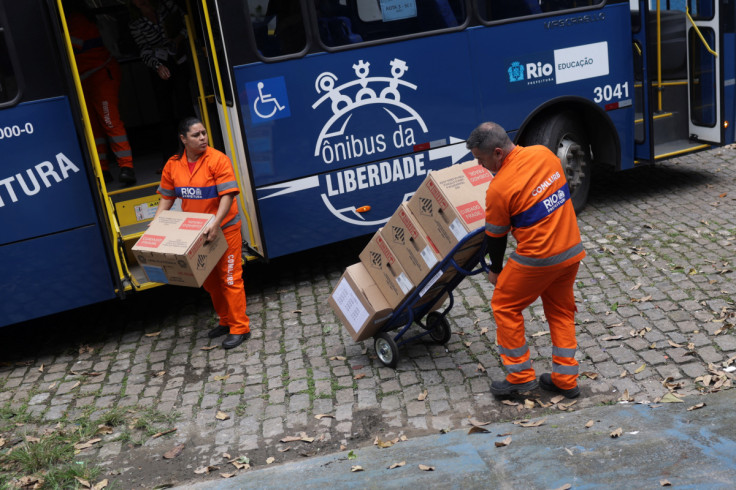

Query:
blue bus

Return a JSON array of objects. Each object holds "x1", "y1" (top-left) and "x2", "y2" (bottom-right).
[{"x1": 1, "y1": 0, "x2": 732, "y2": 327}]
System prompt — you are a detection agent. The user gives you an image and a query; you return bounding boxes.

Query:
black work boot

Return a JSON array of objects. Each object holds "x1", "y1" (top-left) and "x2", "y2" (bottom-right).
[
  {"x1": 119, "y1": 167, "x2": 137, "y2": 185},
  {"x1": 490, "y1": 378, "x2": 539, "y2": 396},
  {"x1": 539, "y1": 373, "x2": 580, "y2": 399}
]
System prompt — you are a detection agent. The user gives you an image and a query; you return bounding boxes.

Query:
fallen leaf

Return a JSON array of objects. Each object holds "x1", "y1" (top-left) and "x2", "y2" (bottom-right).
[
  {"x1": 518, "y1": 418, "x2": 546, "y2": 428},
  {"x1": 601, "y1": 335, "x2": 623, "y2": 341},
  {"x1": 468, "y1": 418, "x2": 491, "y2": 427},
  {"x1": 194, "y1": 465, "x2": 219, "y2": 474},
  {"x1": 501, "y1": 400, "x2": 519, "y2": 406},
  {"x1": 553, "y1": 485, "x2": 572, "y2": 490},
  {"x1": 610, "y1": 428, "x2": 623, "y2": 438},
  {"x1": 163, "y1": 444, "x2": 185, "y2": 459},
  {"x1": 39, "y1": 364, "x2": 44, "y2": 373},
  {"x1": 550, "y1": 395, "x2": 565, "y2": 404},
  {"x1": 476, "y1": 363, "x2": 486, "y2": 373},
  {"x1": 300, "y1": 432, "x2": 315, "y2": 443},
  {"x1": 464, "y1": 341, "x2": 472, "y2": 347},
  {"x1": 630, "y1": 283, "x2": 642, "y2": 290},
  {"x1": 634, "y1": 364, "x2": 646, "y2": 374},
  {"x1": 74, "y1": 438, "x2": 101, "y2": 451},
  {"x1": 213, "y1": 374, "x2": 230, "y2": 381},
  {"x1": 581, "y1": 371, "x2": 599, "y2": 380},
  {"x1": 354, "y1": 374, "x2": 366, "y2": 380},
  {"x1": 329, "y1": 356, "x2": 347, "y2": 361},
  {"x1": 620, "y1": 371, "x2": 628, "y2": 378},
  {"x1": 667, "y1": 340, "x2": 683, "y2": 348},
  {"x1": 96, "y1": 424, "x2": 113, "y2": 435},
  {"x1": 417, "y1": 390, "x2": 428, "y2": 401},
  {"x1": 439, "y1": 427, "x2": 451, "y2": 434},
  {"x1": 687, "y1": 403, "x2": 706, "y2": 411},
  {"x1": 215, "y1": 411, "x2": 230, "y2": 421},
  {"x1": 200, "y1": 346, "x2": 218, "y2": 351},
  {"x1": 92, "y1": 479, "x2": 109, "y2": 490},
  {"x1": 480, "y1": 327, "x2": 489, "y2": 335},
  {"x1": 619, "y1": 389, "x2": 634, "y2": 402},
  {"x1": 223, "y1": 453, "x2": 231, "y2": 459},
  {"x1": 75, "y1": 477, "x2": 91, "y2": 488},
  {"x1": 145, "y1": 331, "x2": 161, "y2": 337},
  {"x1": 280, "y1": 435, "x2": 302, "y2": 443},
  {"x1": 468, "y1": 425, "x2": 490, "y2": 434},
  {"x1": 585, "y1": 420, "x2": 595, "y2": 428},
  {"x1": 220, "y1": 473, "x2": 236, "y2": 479},
  {"x1": 564, "y1": 448, "x2": 574, "y2": 456},
  {"x1": 152, "y1": 371, "x2": 166, "y2": 378},
  {"x1": 661, "y1": 479, "x2": 672, "y2": 487},
  {"x1": 26, "y1": 436, "x2": 41, "y2": 443},
  {"x1": 278, "y1": 446, "x2": 291, "y2": 452},
  {"x1": 48, "y1": 382, "x2": 57, "y2": 390},
  {"x1": 531, "y1": 330, "x2": 550, "y2": 337},
  {"x1": 558, "y1": 400, "x2": 578, "y2": 411},
  {"x1": 660, "y1": 393, "x2": 684, "y2": 403},
  {"x1": 418, "y1": 464, "x2": 435, "y2": 471},
  {"x1": 315, "y1": 414, "x2": 334, "y2": 420},
  {"x1": 388, "y1": 461, "x2": 406, "y2": 469},
  {"x1": 375, "y1": 437, "x2": 393, "y2": 448},
  {"x1": 495, "y1": 436, "x2": 512, "y2": 447},
  {"x1": 351, "y1": 465, "x2": 364, "y2": 472},
  {"x1": 266, "y1": 457, "x2": 275, "y2": 464},
  {"x1": 524, "y1": 399, "x2": 535, "y2": 409}
]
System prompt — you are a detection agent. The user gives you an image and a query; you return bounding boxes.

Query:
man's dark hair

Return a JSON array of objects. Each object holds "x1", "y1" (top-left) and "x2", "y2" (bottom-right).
[{"x1": 466, "y1": 122, "x2": 513, "y2": 152}]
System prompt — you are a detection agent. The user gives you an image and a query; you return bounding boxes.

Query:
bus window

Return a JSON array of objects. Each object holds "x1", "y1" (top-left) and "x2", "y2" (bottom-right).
[
  {"x1": 316, "y1": 0, "x2": 465, "y2": 47},
  {"x1": 0, "y1": 29, "x2": 18, "y2": 104},
  {"x1": 246, "y1": 0, "x2": 307, "y2": 57},
  {"x1": 478, "y1": 1, "x2": 605, "y2": 21}
]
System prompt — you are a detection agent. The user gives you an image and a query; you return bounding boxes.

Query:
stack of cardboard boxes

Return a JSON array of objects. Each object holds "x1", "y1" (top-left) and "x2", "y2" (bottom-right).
[{"x1": 329, "y1": 160, "x2": 492, "y2": 341}]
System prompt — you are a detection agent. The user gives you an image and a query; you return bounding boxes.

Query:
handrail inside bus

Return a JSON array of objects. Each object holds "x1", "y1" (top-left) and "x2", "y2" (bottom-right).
[
  {"x1": 685, "y1": 7, "x2": 718, "y2": 57},
  {"x1": 200, "y1": 0, "x2": 258, "y2": 252},
  {"x1": 55, "y1": 0, "x2": 133, "y2": 293},
  {"x1": 184, "y1": 1, "x2": 213, "y2": 144}
]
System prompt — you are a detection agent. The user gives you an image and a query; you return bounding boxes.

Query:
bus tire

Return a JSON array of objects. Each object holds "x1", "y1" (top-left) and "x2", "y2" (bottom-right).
[{"x1": 521, "y1": 112, "x2": 592, "y2": 213}]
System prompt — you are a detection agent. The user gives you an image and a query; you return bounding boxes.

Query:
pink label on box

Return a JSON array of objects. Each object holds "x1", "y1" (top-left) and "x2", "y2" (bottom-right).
[
  {"x1": 457, "y1": 201, "x2": 485, "y2": 225},
  {"x1": 463, "y1": 166, "x2": 493, "y2": 186},
  {"x1": 137, "y1": 234, "x2": 165, "y2": 248},
  {"x1": 180, "y1": 217, "x2": 208, "y2": 230}
]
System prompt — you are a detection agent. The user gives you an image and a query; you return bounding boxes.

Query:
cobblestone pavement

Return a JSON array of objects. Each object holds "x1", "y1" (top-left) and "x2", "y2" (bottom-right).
[{"x1": 1, "y1": 149, "x2": 735, "y2": 488}]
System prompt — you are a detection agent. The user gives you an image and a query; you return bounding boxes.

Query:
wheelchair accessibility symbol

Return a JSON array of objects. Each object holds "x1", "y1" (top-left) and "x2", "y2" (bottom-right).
[{"x1": 246, "y1": 76, "x2": 291, "y2": 124}]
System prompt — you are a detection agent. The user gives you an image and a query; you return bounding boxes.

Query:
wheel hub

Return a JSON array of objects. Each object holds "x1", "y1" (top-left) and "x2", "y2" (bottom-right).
[
  {"x1": 376, "y1": 338, "x2": 393, "y2": 363},
  {"x1": 557, "y1": 138, "x2": 587, "y2": 191}
]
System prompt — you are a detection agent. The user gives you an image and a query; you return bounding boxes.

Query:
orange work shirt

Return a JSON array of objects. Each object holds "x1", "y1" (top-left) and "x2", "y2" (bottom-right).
[
  {"x1": 158, "y1": 146, "x2": 241, "y2": 229},
  {"x1": 484, "y1": 145, "x2": 585, "y2": 268},
  {"x1": 68, "y1": 13, "x2": 112, "y2": 79}
]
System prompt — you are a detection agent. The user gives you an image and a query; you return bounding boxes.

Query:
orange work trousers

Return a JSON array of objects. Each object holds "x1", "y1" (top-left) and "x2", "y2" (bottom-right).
[
  {"x1": 203, "y1": 224, "x2": 250, "y2": 335},
  {"x1": 82, "y1": 61, "x2": 133, "y2": 171},
  {"x1": 491, "y1": 260, "x2": 580, "y2": 390}
]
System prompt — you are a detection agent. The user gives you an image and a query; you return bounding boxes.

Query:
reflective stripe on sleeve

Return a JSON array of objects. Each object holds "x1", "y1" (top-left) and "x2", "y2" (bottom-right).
[
  {"x1": 486, "y1": 222, "x2": 511, "y2": 235},
  {"x1": 510, "y1": 242, "x2": 584, "y2": 267},
  {"x1": 222, "y1": 214, "x2": 241, "y2": 229},
  {"x1": 158, "y1": 186, "x2": 176, "y2": 198},
  {"x1": 217, "y1": 180, "x2": 239, "y2": 193}
]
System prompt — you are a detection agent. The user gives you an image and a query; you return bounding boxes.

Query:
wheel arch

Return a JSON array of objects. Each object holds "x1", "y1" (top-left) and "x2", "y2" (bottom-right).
[{"x1": 516, "y1": 96, "x2": 621, "y2": 171}]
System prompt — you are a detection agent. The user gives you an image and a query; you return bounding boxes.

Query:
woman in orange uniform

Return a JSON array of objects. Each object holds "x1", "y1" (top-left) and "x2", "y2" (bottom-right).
[{"x1": 154, "y1": 117, "x2": 250, "y2": 349}]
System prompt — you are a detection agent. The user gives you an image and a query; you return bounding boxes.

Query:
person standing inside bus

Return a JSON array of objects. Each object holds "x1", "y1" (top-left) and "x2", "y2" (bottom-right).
[
  {"x1": 128, "y1": 0, "x2": 194, "y2": 169},
  {"x1": 466, "y1": 121, "x2": 586, "y2": 399},
  {"x1": 66, "y1": 0, "x2": 136, "y2": 185},
  {"x1": 154, "y1": 117, "x2": 250, "y2": 349}
]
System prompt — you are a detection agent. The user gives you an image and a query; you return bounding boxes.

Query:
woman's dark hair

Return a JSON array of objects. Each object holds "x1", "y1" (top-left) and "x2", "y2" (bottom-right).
[{"x1": 175, "y1": 116, "x2": 204, "y2": 160}]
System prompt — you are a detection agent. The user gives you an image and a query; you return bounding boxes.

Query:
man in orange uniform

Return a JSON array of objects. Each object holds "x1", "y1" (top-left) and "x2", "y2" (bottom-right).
[
  {"x1": 67, "y1": 3, "x2": 136, "y2": 184},
  {"x1": 156, "y1": 118, "x2": 249, "y2": 349},
  {"x1": 466, "y1": 122, "x2": 585, "y2": 398}
]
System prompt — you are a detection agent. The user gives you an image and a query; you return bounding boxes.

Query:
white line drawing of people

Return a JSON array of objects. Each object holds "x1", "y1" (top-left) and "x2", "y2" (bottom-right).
[
  {"x1": 380, "y1": 58, "x2": 408, "y2": 101},
  {"x1": 353, "y1": 60, "x2": 377, "y2": 101},
  {"x1": 315, "y1": 72, "x2": 352, "y2": 114}
]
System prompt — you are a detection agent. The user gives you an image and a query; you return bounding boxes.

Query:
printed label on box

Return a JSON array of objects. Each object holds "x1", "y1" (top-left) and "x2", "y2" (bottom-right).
[
  {"x1": 419, "y1": 269, "x2": 444, "y2": 297},
  {"x1": 463, "y1": 166, "x2": 492, "y2": 186},
  {"x1": 142, "y1": 264, "x2": 168, "y2": 283},
  {"x1": 420, "y1": 245, "x2": 439, "y2": 268},
  {"x1": 457, "y1": 201, "x2": 485, "y2": 225},
  {"x1": 333, "y1": 278, "x2": 369, "y2": 333},
  {"x1": 395, "y1": 272, "x2": 413, "y2": 294},
  {"x1": 449, "y1": 218, "x2": 468, "y2": 241},
  {"x1": 137, "y1": 234, "x2": 165, "y2": 249},
  {"x1": 180, "y1": 217, "x2": 209, "y2": 230}
]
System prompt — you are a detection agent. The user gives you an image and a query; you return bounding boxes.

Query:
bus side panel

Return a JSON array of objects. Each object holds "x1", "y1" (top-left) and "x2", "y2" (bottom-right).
[
  {"x1": 0, "y1": 225, "x2": 115, "y2": 327},
  {"x1": 0, "y1": 96, "x2": 115, "y2": 325},
  {"x1": 0, "y1": 97, "x2": 101, "y2": 243}
]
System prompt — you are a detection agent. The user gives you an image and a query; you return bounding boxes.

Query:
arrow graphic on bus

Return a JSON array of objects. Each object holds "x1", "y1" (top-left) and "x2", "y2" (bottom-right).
[{"x1": 427, "y1": 137, "x2": 470, "y2": 165}]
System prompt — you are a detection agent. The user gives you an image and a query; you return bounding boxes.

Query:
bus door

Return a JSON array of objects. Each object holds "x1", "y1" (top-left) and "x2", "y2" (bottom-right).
[
  {"x1": 687, "y1": 0, "x2": 722, "y2": 143},
  {"x1": 189, "y1": 0, "x2": 264, "y2": 260},
  {"x1": 0, "y1": 0, "x2": 117, "y2": 327},
  {"x1": 636, "y1": 0, "x2": 720, "y2": 163}
]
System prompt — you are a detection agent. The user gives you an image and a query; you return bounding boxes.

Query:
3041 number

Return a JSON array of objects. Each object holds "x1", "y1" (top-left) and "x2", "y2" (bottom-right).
[{"x1": 593, "y1": 82, "x2": 629, "y2": 103}]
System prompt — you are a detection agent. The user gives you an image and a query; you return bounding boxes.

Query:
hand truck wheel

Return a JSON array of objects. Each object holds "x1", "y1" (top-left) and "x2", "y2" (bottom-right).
[
  {"x1": 374, "y1": 332, "x2": 399, "y2": 368},
  {"x1": 426, "y1": 311, "x2": 452, "y2": 345}
]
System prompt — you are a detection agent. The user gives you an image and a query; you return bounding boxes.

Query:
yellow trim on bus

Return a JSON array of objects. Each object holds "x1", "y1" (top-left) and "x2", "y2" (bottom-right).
[
  {"x1": 184, "y1": 2, "x2": 213, "y2": 142},
  {"x1": 654, "y1": 144, "x2": 711, "y2": 160},
  {"x1": 200, "y1": 0, "x2": 258, "y2": 251}
]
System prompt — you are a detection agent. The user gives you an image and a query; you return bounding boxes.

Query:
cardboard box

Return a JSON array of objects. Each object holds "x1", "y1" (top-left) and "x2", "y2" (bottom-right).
[
  {"x1": 359, "y1": 229, "x2": 415, "y2": 308},
  {"x1": 407, "y1": 160, "x2": 492, "y2": 257},
  {"x1": 329, "y1": 263, "x2": 393, "y2": 342},
  {"x1": 380, "y1": 203, "x2": 442, "y2": 285},
  {"x1": 132, "y1": 210, "x2": 227, "y2": 287}
]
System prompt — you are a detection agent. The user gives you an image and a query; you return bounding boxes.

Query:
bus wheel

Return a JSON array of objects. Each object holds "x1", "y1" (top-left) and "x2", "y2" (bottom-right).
[{"x1": 522, "y1": 112, "x2": 591, "y2": 213}]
